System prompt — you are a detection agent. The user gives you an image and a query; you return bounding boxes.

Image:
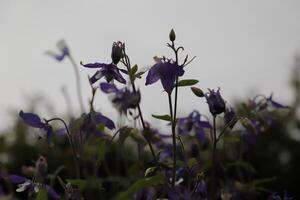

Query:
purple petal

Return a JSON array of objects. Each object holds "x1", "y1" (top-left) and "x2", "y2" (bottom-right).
[
  {"x1": 19, "y1": 110, "x2": 45, "y2": 128},
  {"x1": 81, "y1": 62, "x2": 108, "y2": 68},
  {"x1": 94, "y1": 112, "x2": 115, "y2": 129},
  {"x1": 145, "y1": 65, "x2": 160, "y2": 85},
  {"x1": 267, "y1": 94, "x2": 289, "y2": 109},
  {"x1": 109, "y1": 65, "x2": 126, "y2": 84},
  {"x1": 100, "y1": 83, "x2": 118, "y2": 93},
  {"x1": 89, "y1": 70, "x2": 103, "y2": 84},
  {"x1": 9, "y1": 175, "x2": 27, "y2": 184}
]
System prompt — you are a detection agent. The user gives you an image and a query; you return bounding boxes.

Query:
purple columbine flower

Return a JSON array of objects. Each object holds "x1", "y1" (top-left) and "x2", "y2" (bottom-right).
[
  {"x1": 205, "y1": 88, "x2": 226, "y2": 116},
  {"x1": 268, "y1": 191, "x2": 293, "y2": 200},
  {"x1": 9, "y1": 175, "x2": 60, "y2": 199},
  {"x1": 81, "y1": 42, "x2": 127, "y2": 84},
  {"x1": 19, "y1": 111, "x2": 53, "y2": 144},
  {"x1": 80, "y1": 111, "x2": 115, "y2": 138},
  {"x1": 177, "y1": 111, "x2": 212, "y2": 141},
  {"x1": 100, "y1": 82, "x2": 141, "y2": 113},
  {"x1": 145, "y1": 60, "x2": 184, "y2": 94},
  {"x1": 46, "y1": 39, "x2": 70, "y2": 61}
]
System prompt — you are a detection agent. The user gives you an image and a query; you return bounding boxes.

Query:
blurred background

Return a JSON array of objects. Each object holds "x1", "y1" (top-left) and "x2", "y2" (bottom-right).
[{"x1": 1, "y1": 0, "x2": 300, "y2": 198}]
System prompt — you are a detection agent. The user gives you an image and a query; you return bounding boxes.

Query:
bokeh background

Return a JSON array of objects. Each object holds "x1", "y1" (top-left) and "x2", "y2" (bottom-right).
[{"x1": 1, "y1": 1, "x2": 300, "y2": 198}]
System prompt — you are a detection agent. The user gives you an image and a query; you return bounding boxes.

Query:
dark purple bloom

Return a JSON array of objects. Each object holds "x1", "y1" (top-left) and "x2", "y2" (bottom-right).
[
  {"x1": 178, "y1": 111, "x2": 212, "y2": 141},
  {"x1": 19, "y1": 110, "x2": 53, "y2": 144},
  {"x1": 8, "y1": 175, "x2": 27, "y2": 184},
  {"x1": 145, "y1": 60, "x2": 184, "y2": 94},
  {"x1": 111, "y1": 41, "x2": 124, "y2": 64},
  {"x1": 267, "y1": 94, "x2": 289, "y2": 109},
  {"x1": 168, "y1": 186, "x2": 192, "y2": 200},
  {"x1": 100, "y1": 83, "x2": 140, "y2": 113},
  {"x1": 268, "y1": 192, "x2": 293, "y2": 200},
  {"x1": 46, "y1": 39, "x2": 70, "y2": 61},
  {"x1": 80, "y1": 111, "x2": 115, "y2": 138},
  {"x1": 82, "y1": 62, "x2": 126, "y2": 84},
  {"x1": 205, "y1": 88, "x2": 226, "y2": 115}
]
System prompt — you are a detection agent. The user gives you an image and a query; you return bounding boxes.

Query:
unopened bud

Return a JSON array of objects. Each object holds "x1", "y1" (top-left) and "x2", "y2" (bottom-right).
[
  {"x1": 169, "y1": 29, "x2": 176, "y2": 42},
  {"x1": 111, "y1": 41, "x2": 123, "y2": 64}
]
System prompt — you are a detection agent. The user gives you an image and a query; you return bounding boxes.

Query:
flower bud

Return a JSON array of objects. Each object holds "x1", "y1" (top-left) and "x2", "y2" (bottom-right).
[
  {"x1": 111, "y1": 41, "x2": 123, "y2": 64},
  {"x1": 169, "y1": 29, "x2": 176, "y2": 42}
]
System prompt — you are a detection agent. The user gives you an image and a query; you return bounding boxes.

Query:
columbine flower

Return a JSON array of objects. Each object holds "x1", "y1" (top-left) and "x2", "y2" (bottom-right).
[
  {"x1": 9, "y1": 175, "x2": 59, "y2": 199},
  {"x1": 19, "y1": 111, "x2": 53, "y2": 144},
  {"x1": 80, "y1": 111, "x2": 115, "y2": 138},
  {"x1": 205, "y1": 88, "x2": 226, "y2": 116},
  {"x1": 46, "y1": 39, "x2": 70, "y2": 61},
  {"x1": 177, "y1": 111, "x2": 212, "y2": 141},
  {"x1": 81, "y1": 42, "x2": 127, "y2": 84},
  {"x1": 100, "y1": 82, "x2": 141, "y2": 113},
  {"x1": 145, "y1": 59, "x2": 184, "y2": 94}
]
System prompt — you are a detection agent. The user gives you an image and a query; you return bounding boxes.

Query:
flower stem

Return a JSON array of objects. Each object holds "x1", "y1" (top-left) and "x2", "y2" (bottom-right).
[
  {"x1": 211, "y1": 115, "x2": 217, "y2": 199},
  {"x1": 168, "y1": 94, "x2": 177, "y2": 187},
  {"x1": 46, "y1": 117, "x2": 80, "y2": 178},
  {"x1": 68, "y1": 54, "x2": 85, "y2": 113},
  {"x1": 121, "y1": 49, "x2": 158, "y2": 163}
]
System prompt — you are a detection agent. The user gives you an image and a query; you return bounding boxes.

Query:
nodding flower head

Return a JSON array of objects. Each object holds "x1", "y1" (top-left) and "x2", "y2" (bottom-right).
[
  {"x1": 145, "y1": 59, "x2": 184, "y2": 94},
  {"x1": 46, "y1": 39, "x2": 70, "y2": 62},
  {"x1": 224, "y1": 106, "x2": 236, "y2": 128},
  {"x1": 100, "y1": 82, "x2": 141, "y2": 113},
  {"x1": 111, "y1": 41, "x2": 124, "y2": 64},
  {"x1": 19, "y1": 111, "x2": 53, "y2": 145},
  {"x1": 205, "y1": 88, "x2": 226, "y2": 116}
]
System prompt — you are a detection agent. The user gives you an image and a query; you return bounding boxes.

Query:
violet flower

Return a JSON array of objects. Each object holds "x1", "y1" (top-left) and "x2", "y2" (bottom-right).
[
  {"x1": 19, "y1": 110, "x2": 53, "y2": 145},
  {"x1": 177, "y1": 111, "x2": 212, "y2": 141},
  {"x1": 267, "y1": 94, "x2": 289, "y2": 109},
  {"x1": 224, "y1": 106, "x2": 236, "y2": 128},
  {"x1": 100, "y1": 82, "x2": 140, "y2": 113},
  {"x1": 81, "y1": 42, "x2": 127, "y2": 84},
  {"x1": 205, "y1": 88, "x2": 226, "y2": 116},
  {"x1": 46, "y1": 39, "x2": 70, "y2": 61},
  {"x1": 145, "y1": 60, "x2": 184, "y2": 94}
]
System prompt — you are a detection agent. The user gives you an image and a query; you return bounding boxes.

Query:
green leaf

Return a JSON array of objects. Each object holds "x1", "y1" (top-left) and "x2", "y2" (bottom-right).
[
  {"x1": 177, "y1": 79, "x2": 199, "y2": 87},
  {"x1": 191, "y1": 87, "x2": 205, "y2": 97},
  {"x1": 152, "y1": 114, "x2": 172, "y2": 122},
  {"x1": 187, "y1": 158, "x2": 198, "y2": 168},
  {"x1": 35, "y1": 188, "x2": 48, "y2": 200},
  {"x1": 129, "y1": 64, "x2": 138, "y2": 81},
  {"x1": 66, "y1": 179, "x2": 87, "y2": 191},
  {"x1": 98, "y1": 139, "x2": 106, "y2": 161},
  {"x1": 114, "y1": 174, "x2": 164, "y2": 200}
]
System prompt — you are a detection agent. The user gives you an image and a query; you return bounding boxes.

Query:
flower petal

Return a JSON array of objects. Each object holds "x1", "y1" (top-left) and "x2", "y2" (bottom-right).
[
  {"x1": 9, "y1": 175, "x2": 27, "y2": 184},
  {"x1": 100, "y1": 83, "x2": 118, "y2": 93},
  {"x1": 145, "y1": 65, "x2": 160, "y2": 85},
  {"x1": 19, "y1": 110, "x2": 45, "y2": 128},
  {"x1": 81, "y1": 62, "x2": 108, "y2": 68},
  {"x1": 94, "y1": 112, "x2": 115, "y2": 129}
]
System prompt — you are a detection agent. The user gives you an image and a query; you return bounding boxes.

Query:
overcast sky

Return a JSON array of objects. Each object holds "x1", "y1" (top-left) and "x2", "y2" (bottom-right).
[{"x1": 1, "y1": 0, "x2": 300, "y2": 131}]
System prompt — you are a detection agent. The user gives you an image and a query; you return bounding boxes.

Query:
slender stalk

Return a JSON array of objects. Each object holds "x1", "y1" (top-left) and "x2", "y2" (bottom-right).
[
  {"x1": 46, "y1": 118, "x2": 80, "y2": 178},
  {"x1": 68, "y1": 54, "x2": 85, "y2": 113},
  {"x1": 121, "y1": 49, "x2": 158, "y2": 163},
  {"x1": 211, "y1": 115, "x2": 217, "y2": 199},
  {"x1": 168, "y1": 94, "x2": 177, "y2": 186}
]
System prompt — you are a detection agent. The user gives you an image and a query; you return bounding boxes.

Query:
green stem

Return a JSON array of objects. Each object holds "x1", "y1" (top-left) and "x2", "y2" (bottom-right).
[
  {"x1": 211, "y1": 115, "x2": 217, "y2": 199},
  {"x1": 46, "y1": 118, "x2": 80, "y2": 178}
]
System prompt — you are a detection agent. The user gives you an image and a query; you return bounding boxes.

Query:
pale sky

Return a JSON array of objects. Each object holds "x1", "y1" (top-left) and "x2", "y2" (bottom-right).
[{"x1": 1, "y1": 0, "x2": 300, "y2": 131}]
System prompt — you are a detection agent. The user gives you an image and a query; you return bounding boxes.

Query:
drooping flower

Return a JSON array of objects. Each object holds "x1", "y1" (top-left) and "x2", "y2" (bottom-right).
[
  {"x1": 19, "y1": 111, "x2": 53, "y2": 144},
  {"x1": 81, "y1": 42, "x2": 127, "y2": 84},
  {"x1": 205, "y1": 88, "x2": 226, "y2": 116},
  {"x1": 145, "y1": 59, "x2": 184, "y2": 94},
  {"x1": 100, "y1": 82, "x2": 140, "y2": 113},
  {"x1": 82, "y1": 62, "x2": 126, "y2": 84},
  {"x1": 177, "y1": 111, "x2": 212, "y2": 141},
  {"x1": 46, "y1": 39, "x2": 70, "y2": 61}
]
